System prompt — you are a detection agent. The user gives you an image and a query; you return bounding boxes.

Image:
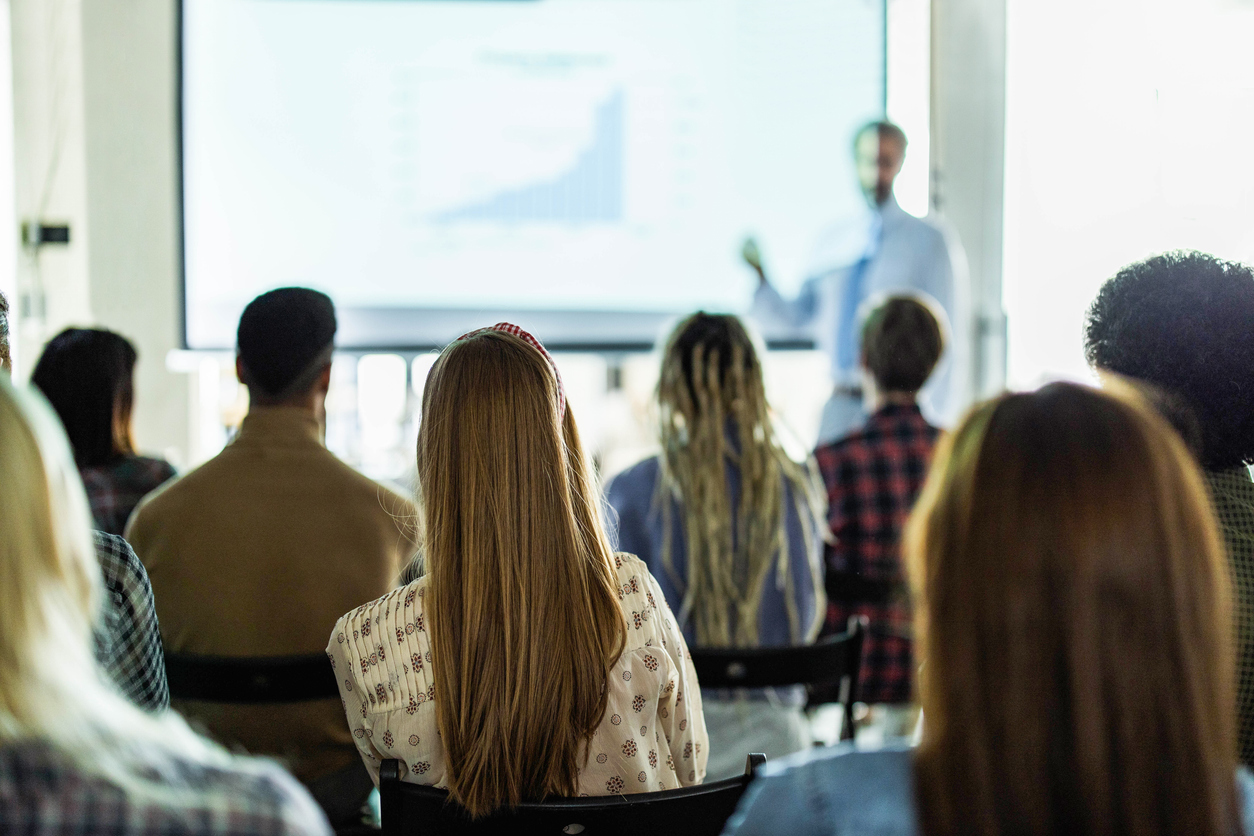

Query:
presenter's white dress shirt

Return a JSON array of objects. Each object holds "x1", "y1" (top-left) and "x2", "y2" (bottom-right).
[{"x1": 752, "y1": 195, "x2": 969, "y2": 438}]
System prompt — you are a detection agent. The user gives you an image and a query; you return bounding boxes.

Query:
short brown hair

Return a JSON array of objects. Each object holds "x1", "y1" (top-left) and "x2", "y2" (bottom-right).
[{"x1": 861, "y1": 295, "x2": 944, "y2": 393}]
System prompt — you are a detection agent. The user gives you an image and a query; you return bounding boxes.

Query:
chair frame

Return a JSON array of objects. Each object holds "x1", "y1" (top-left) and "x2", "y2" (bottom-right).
[
  {"x1": 378, "y1": 753, "x2": 766, "y2": 836},
  {"x1": 163, "y1": 652, "x2": 341, "y2": 703},
  {"x1": 687, "y1": 615, "x2": 868, "y2": 740}
]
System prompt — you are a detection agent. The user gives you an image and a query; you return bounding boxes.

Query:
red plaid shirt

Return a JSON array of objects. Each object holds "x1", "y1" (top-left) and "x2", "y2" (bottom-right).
[{"x1": 814, "y1": 403, "x2": 938, "y2": 704}]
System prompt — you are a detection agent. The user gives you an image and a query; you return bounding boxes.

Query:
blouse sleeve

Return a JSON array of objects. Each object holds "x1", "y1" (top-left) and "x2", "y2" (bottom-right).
[
  {"x1": 327, "y1": 610, "x2": 388, "y2": 783},
  {"x1": 645, "y1": 568, "x2": 708, "y2": 786}
]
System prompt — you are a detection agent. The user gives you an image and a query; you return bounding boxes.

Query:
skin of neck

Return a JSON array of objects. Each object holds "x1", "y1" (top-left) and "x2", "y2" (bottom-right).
[
  {"x1": 237, "y1": 357, "x2": 331, "y2": 434},
  {"x1": 860, "y1": 365, "x2": 919, "y2": 412}
]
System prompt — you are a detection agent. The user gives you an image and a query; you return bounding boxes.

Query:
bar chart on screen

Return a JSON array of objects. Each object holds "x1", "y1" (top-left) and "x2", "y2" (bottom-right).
[{"x1": 434, "y1": 89, "x2": 625, "y2": 226}]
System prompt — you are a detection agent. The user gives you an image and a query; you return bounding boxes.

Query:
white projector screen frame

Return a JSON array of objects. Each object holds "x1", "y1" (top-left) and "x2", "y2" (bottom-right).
[{"x1": 179, "y1": 0, "x2": 887, "y2": 351}]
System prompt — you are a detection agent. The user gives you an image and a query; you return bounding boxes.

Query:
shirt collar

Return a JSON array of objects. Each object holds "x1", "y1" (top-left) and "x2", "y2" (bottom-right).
[
  {"x1": 877, "y1": 194, "x2": 905, "y2": 223},
  {"x1": 235, "y1": 407, "x2": 323, "y2": 447}
]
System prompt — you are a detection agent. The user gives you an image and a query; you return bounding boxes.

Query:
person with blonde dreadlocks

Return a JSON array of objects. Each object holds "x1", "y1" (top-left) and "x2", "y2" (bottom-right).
[{"x1": 606, "y1": 312, "x2": 827, "y2": 780}]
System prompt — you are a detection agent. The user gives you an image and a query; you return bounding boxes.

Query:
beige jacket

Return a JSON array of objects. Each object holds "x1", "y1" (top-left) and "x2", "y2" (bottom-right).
[{"x1": 127, "y1": 407, "x2": 417, "y2": 783}]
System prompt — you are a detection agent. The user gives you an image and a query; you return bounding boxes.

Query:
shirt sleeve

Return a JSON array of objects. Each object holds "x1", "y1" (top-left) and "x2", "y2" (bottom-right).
[
  {"x1": 781, "y1": 477, "x2": 826, "y2": 643},
  {"x1": 751, "y1": 277, "x2": 821, "y2": 332},
  {"x1": 92, "y1": 532, "x2": 170, "y2": 712},
  {"x1": 326, "y1": 612, "x2": 389, "y2": 785},
  {"x1": 604, "y1": 463, "x2": 656, "y2": 566},
  {"x1": 645, "y1": 569, "x2": 708, "y2": 786}
]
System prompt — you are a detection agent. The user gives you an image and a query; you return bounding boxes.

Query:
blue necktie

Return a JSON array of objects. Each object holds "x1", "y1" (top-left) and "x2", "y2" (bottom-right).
[{"x1": 835, "y1": 216, "x2": 883, "y2": 374}]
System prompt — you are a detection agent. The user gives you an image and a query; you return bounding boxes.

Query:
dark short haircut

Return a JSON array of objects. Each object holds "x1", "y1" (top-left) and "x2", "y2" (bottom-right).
[
  {"x1": 0, "y1": 289, "x2": 9, "y2": 370},
  {"x1": 237, "y1": 287, "x2": 336, "y2": 398},
  {"x1": 854, "y1": 120, "x2": 908, "y2": 154},
  {"x1": 31, "y1": 328, "x2": 137, "y2": 467},
  {"x1": 861, "y1": 295, "x2": 944, "y2": 393},
  {"x1": 1084, "y1": 250, "x2": 1254, "y2": 469}
]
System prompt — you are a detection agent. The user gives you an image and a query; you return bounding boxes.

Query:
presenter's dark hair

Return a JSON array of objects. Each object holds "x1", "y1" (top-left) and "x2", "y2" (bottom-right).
[
  {"x1": 237, "y1": 287, "x2": 336, "y2": 397},
  {"x1": 0, "y1": 289, "x2": 9, "y2": 371},
  {"x1": 854, "y1": 120, "x2": 907, "y2": 153},
  {"x1": 1084, "y1": 250, "x2": 1254, "y2": 469},
  {"x1": 31, "y1": 328, "x2": 138, "y2": 467},
  {"x1": 861, "y1": 295, "x2": 945, "y2": 393}
]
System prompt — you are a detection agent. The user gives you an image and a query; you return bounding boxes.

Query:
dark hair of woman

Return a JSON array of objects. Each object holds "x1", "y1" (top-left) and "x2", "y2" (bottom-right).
[
  {"x1": 31, "y1": 328, "x2": 138, "y2": 468},
  {"x1": 908, "y1": 381, "x2": 1237, "y2": 836}
]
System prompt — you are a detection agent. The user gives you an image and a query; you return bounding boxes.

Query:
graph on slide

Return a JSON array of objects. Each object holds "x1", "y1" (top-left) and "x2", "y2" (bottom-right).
[{"x1": 435, "y1": 90, "x2": 624, "y2": 225}]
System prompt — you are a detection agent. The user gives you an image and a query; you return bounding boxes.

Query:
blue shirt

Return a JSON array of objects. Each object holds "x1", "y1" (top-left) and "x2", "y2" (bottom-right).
[
  {"x1": 605, "y1": 455, "x2": 824, "y2": 650},
  {"x1": 723, "y1": 744, "x2": 1254, "y2": 836},
  {"x1": 751, "y1": 196, "x2": 967, "y2": 427}
]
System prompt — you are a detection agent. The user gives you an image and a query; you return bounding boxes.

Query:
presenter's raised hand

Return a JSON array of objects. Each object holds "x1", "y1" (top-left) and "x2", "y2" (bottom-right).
[{"x1": 741, "y1": 237, "x2": 768, "y2": 286}]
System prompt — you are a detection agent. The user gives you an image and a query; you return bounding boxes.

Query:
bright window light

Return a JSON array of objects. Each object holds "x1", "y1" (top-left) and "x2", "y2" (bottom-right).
[{"x1": 1004, "y1": 0, "x2": 1254, "y2": 389}]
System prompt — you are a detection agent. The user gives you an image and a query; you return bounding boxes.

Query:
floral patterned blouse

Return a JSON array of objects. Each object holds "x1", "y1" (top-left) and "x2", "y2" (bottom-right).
[{"x1": 327, "y1": 552, "x2": 709, "y2": 796}]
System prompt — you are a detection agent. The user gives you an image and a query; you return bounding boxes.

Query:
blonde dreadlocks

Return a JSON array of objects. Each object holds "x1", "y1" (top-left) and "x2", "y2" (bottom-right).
[{"x1": 656, "y1": 313, "x2": 827, "y2": 648}]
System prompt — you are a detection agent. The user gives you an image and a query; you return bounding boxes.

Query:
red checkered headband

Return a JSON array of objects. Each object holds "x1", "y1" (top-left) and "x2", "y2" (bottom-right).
[{"x1": 456, "y1": 323, "x2": 566, "y2": 421}]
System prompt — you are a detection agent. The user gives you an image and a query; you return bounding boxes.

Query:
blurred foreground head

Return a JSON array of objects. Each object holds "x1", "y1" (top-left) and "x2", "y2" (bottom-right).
[
  {"x1": 907, "y1": 382, "x2": 1235, "y2": 836},
  {"x1": 1085, "y1": 250, "x2": 1254, "y2": 470}
]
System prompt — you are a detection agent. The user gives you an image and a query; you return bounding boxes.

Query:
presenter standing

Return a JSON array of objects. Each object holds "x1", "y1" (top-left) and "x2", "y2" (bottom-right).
[{"x1": 744, "y1": 121, "x2": 969, "y2": 444}]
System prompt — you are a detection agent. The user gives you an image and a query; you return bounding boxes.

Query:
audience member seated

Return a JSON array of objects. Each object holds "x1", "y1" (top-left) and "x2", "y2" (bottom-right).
[
  {"x1": 812, "y1": 295, "x2": 944, "y2": 738},
  {"x1": 1084, "y1": 250, "x2": 1254, "y2": 765},
  {"x1": 327, "y1": 323, "x2": 707, "y2": 818},
  {"x1": 0, "y1": 288, "x2": 9, "y2": 372},
  {"x1": 126, "y1": 288, "x2": 418, "y2": 827},
  {"x1": 31, "y1": 328, "x2": 176, "y2": 536},
  {"x1": 88, "y1": 531, "x2": 170, "y2": 712},
  {"x1": 606, "y1": 313, "x2": 825, "y2": 779},
  {"x1": 726, "y1": 382, "x2": 1254, "y2": 836},
  {"x1": 0, "y1": 376, "x2": 329, "y2": 835},
  {"x1": 0, "y1": 298, "x2": 169, "y2": 712}
]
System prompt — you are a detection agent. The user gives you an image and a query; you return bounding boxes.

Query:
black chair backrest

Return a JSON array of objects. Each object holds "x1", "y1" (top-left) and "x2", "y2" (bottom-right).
[
  {"x1": 688, "y1": 615, "x2": 868, "y2": 739},
  {"x1": 164, "y1": 652, "x2": 340, "y2": 703},
  {"x1": 378, "y1": 753, "x2": 766, "y2": 836}
]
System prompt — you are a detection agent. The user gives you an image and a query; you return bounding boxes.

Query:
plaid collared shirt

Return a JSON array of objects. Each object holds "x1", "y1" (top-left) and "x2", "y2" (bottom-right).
[
  {"x1": 93, "y1": 532, "x2": 169, "y2": 712},
  {"x1": 80, "y1": 455, "x2": 176, "y2": 536},
  {"x1": 0, "y1": 740, "x2": 331, "y2": 835},
  {"x1": 814, "y1": 403, "x2": 938, "y2": 705},
  {"x1": 1207, "y1": 466, "x2": 1254, "y2": 767}
]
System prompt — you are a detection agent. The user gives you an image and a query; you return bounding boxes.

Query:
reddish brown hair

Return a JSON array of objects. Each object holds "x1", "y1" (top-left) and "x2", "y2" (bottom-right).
[{"x1": 907, "y1": 381, "x2": 1237, "y2": 836}]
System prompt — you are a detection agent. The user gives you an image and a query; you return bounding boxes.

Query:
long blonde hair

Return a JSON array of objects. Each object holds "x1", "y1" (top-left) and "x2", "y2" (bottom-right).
[
  {"x1": 907, "y1": 381, "x2": 1237, "y2": 836},
  {"x1": 0, "y1": 378, "x2": 271, "y2": 801},
  {"x1": 418, "y1": 330, "x2": 626, "y2": 817},
  {"x1": 656, "y1": 313, "x2": 826, "y2": 648}
]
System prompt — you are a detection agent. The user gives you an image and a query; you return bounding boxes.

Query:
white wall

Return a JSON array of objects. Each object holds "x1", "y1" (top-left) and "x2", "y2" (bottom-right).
[
  {"x1": 931, "y1": 0, "x2": 1007, "y2": 401},
  {"x1": 10, "y1": 0, "x2": 91, "y2": 375},
  {"x1": 10, "y1": 0, "x2": 189, "y2": 466}
]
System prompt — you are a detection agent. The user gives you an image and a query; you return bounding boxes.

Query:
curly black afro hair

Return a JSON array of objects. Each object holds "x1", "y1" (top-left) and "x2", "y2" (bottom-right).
[{"x1": 1084, "y1": 250, "x2": 1254, "y2": 470}]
